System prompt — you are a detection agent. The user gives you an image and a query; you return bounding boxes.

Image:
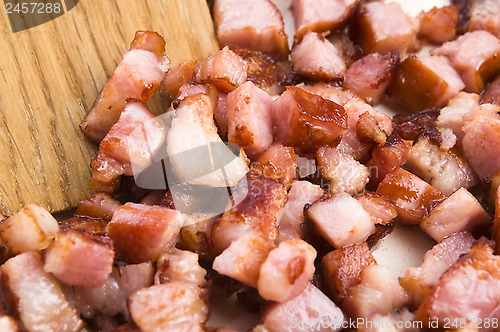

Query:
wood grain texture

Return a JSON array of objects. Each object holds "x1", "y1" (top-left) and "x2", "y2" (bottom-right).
[{"x1": 0, "y1": 0, "x2": 219, "y2": 215}]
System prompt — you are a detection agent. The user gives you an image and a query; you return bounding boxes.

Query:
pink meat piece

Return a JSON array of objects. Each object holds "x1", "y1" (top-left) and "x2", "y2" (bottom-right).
[
  {"x1": 298, "y1": 82, "x2": 354, "y2": 106},
  {"x1": 213, "y1": 0, "x2": 289, "y2": 59},
  {"x1": 277, "y1": 180, "x2": 323, "y2": 242},
  {"x1": 226, "y1": 81, "x2": 274, "y2": 157},
  {"x1": 291, "y1": 31, "x2": 346, "y2": 81},
  {"x1": 431, "y1": 30, "x2": 500, "y2": 92},
  {"x1": 292, "y1": 0, "x2": 360, "y2": 40},
  {"x1": 420, "y1": 188, "x2": 490, "y2": 242},
  {"x1": 258, "y1": 239, "x2": 316, "y2": 303},
  {"x1": 75, "y1": 193, "x2": 121, "y2": 221},
  {"x1": 344, "y1": 51, "x2": 399, "y2": 105},
  {"x1": 253, "y1": 142, "x2": 297, "y2": 189},
  {"x1": 356, "y1": 192, "x2": 397, "y2": 225},
  {"x1": 81, "y1": 31, "x2": 170, "y2": 142},
  {"x1": 176, "y1": 83, "x2": 212, "y2": 100},
  {"x1": 466, "y1": 0, "x2": 500, "y2": 38},
  {"x1": 418, "y1": 6, "x2": 458, "y2": 44},
  {"x1": 44, "y1": 231, "x2": 114, "y2": 287},
  {"x1": 107, "y1": 203, "x2": 182, "y2": 263},
  {"x1": 307, "y1": 193, "x2": 375, "y2": 248},
  {"x1": 163, "y1": 60, "x2": 197, "y2": 98},
  {"x1": 400, "y1": 231, "x2": 476, "y2": 307},
  {"x1": 155, "y1": 249, "x2": 207, "y2": 287}
]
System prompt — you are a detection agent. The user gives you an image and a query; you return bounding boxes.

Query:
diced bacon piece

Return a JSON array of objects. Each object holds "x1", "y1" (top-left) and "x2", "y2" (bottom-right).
[
  {"x1": 350, "y1": 2, "x2": 418, "y2": 56},
  {"x1": 292, "y1": 0, "x2": 360, "y2": 41},
  {"x1": 107, "y1": 203, "x2": 182, "y2": 263},
  {"x1": 388, "y1": 55, "x2": 465, "y2": 111},
  {"x1": 307, "y1": 193, "x2": 375, "y2": 248},
  {"x1": 260, "y1": 283, "x2": 344, "y2": 332},
  {"x1": 277, "y1": 181, "x2": 323, "y2": 242},
  {"x1": 392, "y1": 110, "x2": 441, "y2": 143},
  {"x1": 462, "y1": 104, "x2": 500, "y2": 179},
  {"x1": 212, "y1": 174, "x2": 286, "y2": 253},
  {"x1": 344, "y1": 96, "x2": 393, "y2": 135},
  {"x1": 213, "y1": 234, "x2": 272, "y2": 287},
  {"x1": 178, "y1": 216, "x2": 217, "y2": 259},
  {"x1": 344, "y1": 51, "x2": 399, "y2": 105},
  {"x1": 405, "y1": 138, "x2": 479, "y2": 196},
  {"x1": 252, "y1": 142, "x2": 297, "y2": 189},
  {"x1": 298, "y1": 82, "x2": 354, "y2": 106},
  {"x1": 455, "y1": 0, "x2": 500, "y2": 36},
  {"x1": 258, "y1": 239, "x2": 316, "y2": 303},
  {"x1": 366, "y1": 135, "x2": 413, "y2": 188},
  {"x1": 59, "y1": 216, "x2": 108, "y2": 235},
  {"x1": 156, "y1": 249, "x2": 206, "y2": 286},
  {"x1": 195, "y1": 47, "x2": 248, "y2": 93},
  {"x1": 115, "y1": 262, "x2": 155, "y2": 297},
  {"x1": 291, "y1": 31, "x2": 346, "y2": 81},
  {"x1": 0, "y1": 317, "x2": 19, "y2": 332},
  {"x1": 322, "y1": 243, "x2": 376, "y2": 303},
  {"x1": 356, "y1": 193, "x2": 397, "y2": 225},
  {"x1": 163, "y1": 61, "x2": 197, "y2": 98},
  {"x1": 80, "y1": 32, "x2": 170, "y2": 142},
  {"x1": 2, "y1": 252, "x2": 83, "y2": 332},
  {"x1": 316, "y1": 146, "x2": 369, "y2": 195},
  {"x1": 416, "y1": 242, "x2": 500, "y2": 328},
  {"x1": 226, "y1": 81, "x2": 273, "y2": 157},
  {"x1": 343, "y1": 265, "x2": 409, "y2": 319},
  {"x1": 176, "y1": 83, "x2": 212, "y2": 100},
  {"x1": 129, "y1": 281, "x2": 208, "y2": 332},
  {"x1": 431, "y1": 30, "x2": 500, "y2": 92},
  {"x1": 376, "y1": 168, "x2": 445, "y2": 225},
  {"x1": 44, "y1": 231, "x2": 114, "y2": 287},
  {"x1": 356, "y1": 112, "x2": 387, "y2": 146},
  {"x1": 418, "y1": 6, "x2": 458, "y2": 44},
  {"x1": 272, "y1": 86, "x2": 347, "y2": 153},
  {"x1": 75, "y1": 193, "x2": 120, "y2": 221},
  {"x1": 482, "y1": 74, "x2": 500, "y2": 105},
  {"x1": 213, "y1": 0, "x2": 289, "y2": 59},
  {"x1": 0, "y1": 204, "x2": 59, "y2": 254},
  {"x1": 400, "y1": 231, "x2": 476, "y2": 307},
  {"x1": 420, "y1": 188, "x2": 490, "y2": 242}
]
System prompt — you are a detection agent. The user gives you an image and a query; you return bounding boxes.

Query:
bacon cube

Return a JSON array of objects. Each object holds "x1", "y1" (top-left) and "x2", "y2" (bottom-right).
[
  {"x1": 418, "y1": 6, "x2": 458, "y2": 44},
  {"x1": 252, "y1": 142, "x2": 297, "y2": 189},
  {"x1": 75, "y1": 193, "x2": 121, "y2": 221},
  {"x1": 163, "y1": 60, "x2": 197, "y2": 98}
]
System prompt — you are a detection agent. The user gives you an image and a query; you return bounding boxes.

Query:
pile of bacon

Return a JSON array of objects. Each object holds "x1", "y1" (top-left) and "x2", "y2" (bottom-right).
[{"x1": 1, "y1": 0, "x2": 500, "y2": 331}]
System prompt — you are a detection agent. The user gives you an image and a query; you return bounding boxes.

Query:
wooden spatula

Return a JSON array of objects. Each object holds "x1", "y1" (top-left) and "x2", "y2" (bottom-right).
[{"x1": 0, "y1": 0, "x2": 219, "y2": 215}]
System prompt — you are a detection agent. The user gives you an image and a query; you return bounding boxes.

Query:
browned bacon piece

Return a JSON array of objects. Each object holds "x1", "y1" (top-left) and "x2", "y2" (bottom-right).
[
  {"x1": 482, "y1": 75, "x2": 500, "y2": 105},
  {"x1": 292, "y1": 0, "x2": 360, "y2": 41},
  {"x1": 178, "y1": 216, "x2": 217, "y2": 260},
  {"x1": 156, "y1": 249, "x2": 206, "y2": 286},
  {"x1": 455, "y1": 0, "x2": 500, "y2": 37},
  {"x1": 431, "y1": 30, "x2": 500, "y2": 93},
  {"x1": 213, "y1": 0, "x2": 289, "y2": 59},
  {"x1": 107, "y1": 203, "x2": 182, "y2": 263},
  {"x1": 299, "y1": 82, "x2": 354, "y2": 106},
  {"x1": 400, "y1": 231, "x2": 476, "y2": 308},
  {"x1": 80, "y1": 31, "x2": 170, "y2": 142},
  {"x1": 376, "y1": 167, "x2": 445, "y2": 225},
  {"x1": 59, "y1": 216, "x2": 108, "y2": 236},
  {"x1": 418, "y1": 6, "x2": 458, "y2": 44},
  {"x1": 75, "y1": 193, "x2": 121, "y2": 221},
  {"x1": 322, "y1": 243, "x2": 376, "y2": 303},
  {"x1": 291, "y1": 31, "x2": 346, "y2": 81},
  {"x1": 163, "y1": 60, "x2": 197, "y2": 98},
  {"x1": 350, "y1": 2, "x2": 418, "y2": 56},
  {"x1": 356, "y1": 192, "x2": 397, "y2": 225},
  {"x1": 272, "y1": 86, "x2": 347, "y2": 153},
  {"x1": 252, "y1": 142, "x2": 296, "y2": 189},
  {"x1": 356, "y1": 112, "x2": 388, "y2": 145},
  {"x1": 344, "y1": 51, "x2": 399, "y2": 105},
  {"x1": 388, "y1": 55, "x2": 465, "y2": 111}
]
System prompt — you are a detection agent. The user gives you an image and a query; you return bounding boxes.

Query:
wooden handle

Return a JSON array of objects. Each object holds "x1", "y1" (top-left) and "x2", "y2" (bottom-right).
[{"x1": 0, "y1": 0, "x2": 219, "y2": 215}]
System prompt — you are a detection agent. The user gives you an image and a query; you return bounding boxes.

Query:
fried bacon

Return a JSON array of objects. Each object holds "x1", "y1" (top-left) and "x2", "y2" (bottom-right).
[{"x1": 418, "y1": 6, "x2": 458, "y2": 44}]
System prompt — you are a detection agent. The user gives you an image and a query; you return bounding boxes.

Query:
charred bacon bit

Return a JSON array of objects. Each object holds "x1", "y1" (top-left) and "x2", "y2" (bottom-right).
[
  {"x1": 0, "y1": 204, "x2": 59, "y2": 255},
  {"x1": 431, "y1": 30, "x2": 500, "y2": 93},
  {"x1": 213, "y1": 0, "x2": 289, "y2": 59},
  {"x1": 356, "y1": 112, "x2": 387, "y2": 145},
  {"x1": 213, "y1": 234, "x2": 272, "y2": 287},
  {"x1": 344, "y1": 51, "x2": 399, "y2": 105},
  {"x1": 194, "y1": 46, "x2": 248, "y2": 93},
  {"x1": 307, "y1": 193, "x2": 375, "y2": 248},
  {"x1": 321, "y1": 243, "x2": 376, "y2": 303},
  {"x1": 400, "y1": 231, "x2": 476, "y2": 308},
  {"x1": 2, "y1": 251, "x2": 83, "y2": 331},
  {"x1": 75, "y1": 193, "x2": 121, "y2": 221},
  {"x1": 258, "y1": 283, "x2": 344, "y2": 332},
  {"x1": 416, "y1": 242, "x2": 500, "y2": 328},
  {"x1": 356, "y1": 192, "x2": 397, "y2": 225},
  {"x1": 418, "y1": 6, "x2": 458, "y2": 44},
  {"x1": 343, "y1": 264, "x2": 409, "y2": 319},
  {"x1": 392, "y1": 109, "x2": 441, "y2": 143},
  {"x1": 163, "y1": 61, "x2": 197, "y2": 98},
  {"x1": 376, "y1": 167, "x2": 445, "y2": 225},
  {"x1": 277, "y1": 180, "x2": 323, "y2": 242},
  {"x1": 107, "y1": 203, "x2": 182, "y2": 263},
  {"x1": 129, "y1": 281, "x2": 208, "y2": 332},
  {"x1": 316, "y1": 146, "x2": 370, "y2": 195},
  {"x1": 80, "y1": 31, "x2": 170, "y2": 142},
  {"x1": 350, "y1": 2, "x2": 418, "y2": 57},
  {"x1": 482, "y1": 75, "x2": 500, "y2": 105},
  {"x1": 292, "y1": 0, "x2": 360, "y2": 41},
  {"x1": 291, "y1": 31, "x2": 347, "y2": 82},
  {"x1": 257, "y1": 239, "x2": 316, "y2": 303},
  {"x1": 272, "y1": 86, "x2": 348, "y2": 153},
  {"x1": 155, "y1": 249, "x2": 206, "y2": 287},
  {"x1": 420, "y1": 188, "x2": 490, "y2": 242},
  {"x1": 211, "y1": 174, "x2": 286, "y2": 253},
  {"x1": 388, "y1": 55, "x2": 465, "y2": 111},
  {"x1": 252, "y1": 142, "x2": 297, "y2": 189},
  {"x1": 226, "y1": 81, "x2": 274, "y2": 157}
]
